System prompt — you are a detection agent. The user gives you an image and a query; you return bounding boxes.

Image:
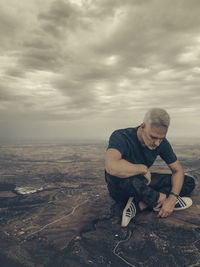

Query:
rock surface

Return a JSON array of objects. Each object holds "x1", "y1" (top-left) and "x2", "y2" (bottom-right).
[{"x1": 0, "y1": 142, "x2": 199, "y2": 267}]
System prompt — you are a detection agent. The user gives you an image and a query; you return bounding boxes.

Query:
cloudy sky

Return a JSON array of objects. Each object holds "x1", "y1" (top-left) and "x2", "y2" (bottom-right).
[{"x1": 0, "y1": 0, "x2": 200, "y2": 142}]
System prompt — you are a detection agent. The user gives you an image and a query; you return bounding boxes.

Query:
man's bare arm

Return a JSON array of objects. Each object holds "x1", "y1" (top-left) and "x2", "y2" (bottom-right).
[
  {"x1": 105, "y1": 148, "x2": 148, "y2": 179},
  {"x1": 158, "y1": 160, "x2": 184, "y2": 217},
  {"x1": 168, "y1": 160, "x2": 184, "y2": 196}
]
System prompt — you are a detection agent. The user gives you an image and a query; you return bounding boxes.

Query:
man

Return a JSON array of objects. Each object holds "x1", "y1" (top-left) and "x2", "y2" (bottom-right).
[{"x1": 105, "y1": 108, "x2": 195, "y2": 227}]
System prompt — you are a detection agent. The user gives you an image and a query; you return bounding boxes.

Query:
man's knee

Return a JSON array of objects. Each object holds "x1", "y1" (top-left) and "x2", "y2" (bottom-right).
[
  {"x1": 185, "y1": 174, "x2": 196, "y2": 189},
  {"x1": 106, "y1": 179, "x2": 129, "y2": 205},
  {"x1": 180, "y1": 174, "x2": 196, "y2": 196}
]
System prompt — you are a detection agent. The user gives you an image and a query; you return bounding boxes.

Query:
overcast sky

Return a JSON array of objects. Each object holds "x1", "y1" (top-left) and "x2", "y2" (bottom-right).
[{"x1": 0, "y1": 0, "x2": 200, "y2": 143}]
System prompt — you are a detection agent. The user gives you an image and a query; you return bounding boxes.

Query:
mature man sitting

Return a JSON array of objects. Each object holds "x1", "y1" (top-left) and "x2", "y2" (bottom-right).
[{"x1": 105, "y1": 108, "x2": 195, "y2": 227}]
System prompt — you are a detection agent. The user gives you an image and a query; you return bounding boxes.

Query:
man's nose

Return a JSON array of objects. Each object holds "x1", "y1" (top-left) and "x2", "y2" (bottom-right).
[{"x1": 155, "y1": 139, "x2": 161, "y2": 146}]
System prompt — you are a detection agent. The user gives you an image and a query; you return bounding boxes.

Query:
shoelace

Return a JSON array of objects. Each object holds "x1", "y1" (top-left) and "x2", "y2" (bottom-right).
[{"x1": 125, "y1": 202, "x2": 136, "y2": 218}]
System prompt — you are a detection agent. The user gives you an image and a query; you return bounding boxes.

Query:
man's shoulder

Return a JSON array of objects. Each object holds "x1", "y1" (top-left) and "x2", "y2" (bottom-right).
[
  {"x1": 111, "y1": 126, "x2": 139, "y2": 136},
  {"x1": 108, "y1": 126, "x2": 139, "y2": 154},
  {"x1": 159, "y1": 138, "x2": 171, "y2": 148},
  {"x1": 158, "y1": 138, "x2": 177, "y2": 164}
]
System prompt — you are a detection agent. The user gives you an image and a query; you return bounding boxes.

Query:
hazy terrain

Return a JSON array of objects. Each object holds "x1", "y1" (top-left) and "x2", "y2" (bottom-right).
[{"x1": 0, "y1": 142, "x2": 199, "y2": 267}]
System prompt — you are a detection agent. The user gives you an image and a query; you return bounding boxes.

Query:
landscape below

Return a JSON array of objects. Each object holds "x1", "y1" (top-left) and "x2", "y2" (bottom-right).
[{"x1": 0, "y1": 142, "x2": 199, "y2": 267}]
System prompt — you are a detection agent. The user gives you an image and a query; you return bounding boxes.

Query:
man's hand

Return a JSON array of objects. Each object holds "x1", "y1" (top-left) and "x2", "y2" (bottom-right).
[
  {"x1": 154, "y1": 192, "x2": 166, "y2": 210},
  {"x1": 144, "y1": 169, "x2": 151, "y2": 185},
  {"x1": 158, "y1": 196, "x2": 177, "y2": 218}
]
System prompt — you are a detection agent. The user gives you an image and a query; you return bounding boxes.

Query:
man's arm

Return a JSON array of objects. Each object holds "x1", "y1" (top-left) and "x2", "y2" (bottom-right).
[
  {"x1": 158, "y1": 160, "x2": 184, "y2": 217},
  {"x1": 168, "y1": 160, "x2": 184, "y2": 195},
  {"x1": 105, "y1": 148, "x2": 151, "y2": 182}
]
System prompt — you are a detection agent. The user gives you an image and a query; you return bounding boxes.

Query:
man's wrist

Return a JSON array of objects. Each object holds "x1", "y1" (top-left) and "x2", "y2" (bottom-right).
[
  {"x1": 167, "y1": 195, "x2": 177, "y2": 205},
  {"x1": 168, "y1": 192, "x2": 178, "y2": 204},
  {"x1": 169, "y1": 191, "x2": 179, "y2": 198},
  {"x1": 140, "y1": 164, "x2": 148, "y2": 175}
]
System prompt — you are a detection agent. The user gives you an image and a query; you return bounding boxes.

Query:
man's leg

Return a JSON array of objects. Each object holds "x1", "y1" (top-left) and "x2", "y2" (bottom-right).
[
  {"x1": 106, "y1": 174, "x2": 160, "y2": 208},
  {"x1": 106, "y1": 173, "x2": 196, "y2": 227},
  {"x1": 149, "y1": 172, "x2": 196, "y2": 197},
  {"x1": 106, "y1": 173, "x2": 195, "y2": 209},
  {"x1": 118, "y1": 176, "x2": 163, "y2": 227},
  {"x1": 125, "y1": 172, "x2": 196, "y2": 208},
  {"x1": 127, "y1": 175, "x2": 160, "y2": 208},
  {"x1": 105, "y1": 176, "x2": 131, "y2": 206}
]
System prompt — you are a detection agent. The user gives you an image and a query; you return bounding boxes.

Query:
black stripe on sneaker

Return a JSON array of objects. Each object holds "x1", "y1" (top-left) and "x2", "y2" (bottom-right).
[
  {"x1": 125, "y1": 202, "x2": 136, "y2": 217},
  {"x1": 131, "y1": 202, "x2": 136, "y2": 215},
  {"x1": 129, "y1": 203, "x2": 134, "y2": 214},
  {"x1": 133, "y1": 204, "x2": 136, "y2": 216},
  {"x1": 177, "y1": 196, "x2": 186, "y2": 207},
  {"x1": 176, "y1": 200, "x2": 184, "y2": 208}
]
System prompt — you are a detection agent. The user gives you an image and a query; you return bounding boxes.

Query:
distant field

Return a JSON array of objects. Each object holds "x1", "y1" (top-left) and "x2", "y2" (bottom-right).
[{"x1": 0, "y1": 142, "x2": 199, "y2": 184}]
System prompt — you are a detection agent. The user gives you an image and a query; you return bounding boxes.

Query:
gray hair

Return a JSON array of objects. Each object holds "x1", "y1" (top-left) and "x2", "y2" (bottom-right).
[{"x1": 143, "y1": 108, "x2": 170, "y2": 128}]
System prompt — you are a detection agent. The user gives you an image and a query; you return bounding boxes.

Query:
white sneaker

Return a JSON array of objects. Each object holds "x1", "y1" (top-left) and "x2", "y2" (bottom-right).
[
  {"x1": 174, "y1": 196, "x2": 192, "y2": 210},
  {"x1": 153, "y1": 196, "x2": 193, "y2": 212},
  {"x1": 121, "y1": 197, "x2": 137, "y2": 227}
]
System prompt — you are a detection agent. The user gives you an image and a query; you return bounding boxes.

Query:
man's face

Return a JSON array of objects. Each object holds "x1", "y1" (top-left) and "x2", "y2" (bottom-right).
[{"x1": 141, "y1": 124, "x2": 168, "y2": 150}]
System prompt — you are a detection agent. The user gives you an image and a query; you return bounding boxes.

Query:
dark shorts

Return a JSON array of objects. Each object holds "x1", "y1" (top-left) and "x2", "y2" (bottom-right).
[{"x1": 105, "y1": 172, "x2": 196, "y2": 208}]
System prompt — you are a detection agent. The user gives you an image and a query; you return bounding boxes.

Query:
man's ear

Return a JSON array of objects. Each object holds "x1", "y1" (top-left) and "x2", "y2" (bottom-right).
[{"x1": 141, "y1": 123, "x2": 145, "y2": 128}]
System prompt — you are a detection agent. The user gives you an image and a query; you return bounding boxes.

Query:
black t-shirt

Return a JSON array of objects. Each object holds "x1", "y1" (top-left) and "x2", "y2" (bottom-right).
[{"x1": 106, "y1": 126, "x2": 177, "y2": 180}]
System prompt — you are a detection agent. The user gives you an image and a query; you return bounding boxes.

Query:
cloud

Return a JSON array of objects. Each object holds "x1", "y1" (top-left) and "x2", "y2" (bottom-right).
[{"x1": 0, "y1": 0, "x2": 200, "y2": 140}]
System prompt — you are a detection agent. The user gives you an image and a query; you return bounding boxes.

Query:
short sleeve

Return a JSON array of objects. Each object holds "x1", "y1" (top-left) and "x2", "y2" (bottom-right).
[
  {"x1": 159, "y1": 139, "x2": 177, "y2": 164},
  {"x1": 107, "y1": 130, "x2": 127, "y2": 156}
]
